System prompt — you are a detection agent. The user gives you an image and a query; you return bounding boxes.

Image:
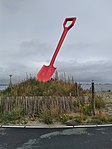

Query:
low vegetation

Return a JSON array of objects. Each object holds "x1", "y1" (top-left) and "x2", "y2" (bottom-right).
[
  {"x1": 0, "y1": 74, "x2": 109, "y2": 125},
  {"x1": 1, "y1": 77, "x2": 82, "y2": 97}
]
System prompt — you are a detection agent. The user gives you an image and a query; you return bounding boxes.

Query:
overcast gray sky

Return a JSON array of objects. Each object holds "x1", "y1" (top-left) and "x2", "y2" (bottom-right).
[{"x1": 0, "y1": 0, "x2": 112, "y2": 83}]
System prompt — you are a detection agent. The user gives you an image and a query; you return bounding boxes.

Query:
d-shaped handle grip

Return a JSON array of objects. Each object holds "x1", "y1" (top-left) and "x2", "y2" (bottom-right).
[{"x1": 63, "y1": 17, "x2": 76, "y2": 30}]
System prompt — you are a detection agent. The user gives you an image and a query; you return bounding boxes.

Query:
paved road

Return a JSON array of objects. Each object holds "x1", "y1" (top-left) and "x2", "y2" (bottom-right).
[{"x1": 0, "y1": 126, "x2": 112, "y2": 149}]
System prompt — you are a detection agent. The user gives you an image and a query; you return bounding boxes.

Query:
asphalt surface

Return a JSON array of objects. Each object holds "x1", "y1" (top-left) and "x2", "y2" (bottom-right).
[{"x1": 0, "y1": 126, "x2": 112, "y2": 149}]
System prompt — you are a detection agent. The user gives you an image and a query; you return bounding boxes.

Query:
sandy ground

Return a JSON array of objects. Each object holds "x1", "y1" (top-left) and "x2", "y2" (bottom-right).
[{"x1": 26, "y1": 120, "x2": 66, "y2": 127}]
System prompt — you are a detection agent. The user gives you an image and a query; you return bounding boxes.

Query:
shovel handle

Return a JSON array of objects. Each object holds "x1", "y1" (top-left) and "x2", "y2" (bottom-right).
[
  {"x1": 50, "y1": 17, "x2": 76, "y2": 66},
  {"x1": 63, "y1": 17, "x2": 76, "y2": 30}
]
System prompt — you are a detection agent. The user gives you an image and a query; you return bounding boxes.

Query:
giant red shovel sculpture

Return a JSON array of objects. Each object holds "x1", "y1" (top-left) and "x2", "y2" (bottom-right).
[{"x1": 36, "y1": 17, "x2": 76, "y2": 82}]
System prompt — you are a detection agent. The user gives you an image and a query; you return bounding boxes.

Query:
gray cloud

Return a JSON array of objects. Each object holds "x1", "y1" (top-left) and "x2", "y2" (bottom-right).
[
  {"x1": 0, "y1": 0, "x2": 112, "y2": 83},
  {"x1": 0, "y1": 38, "x2": 53, "y2": 81},
  {"x1": 56, "y1": 59, "x2": 112, "y2": 83}
]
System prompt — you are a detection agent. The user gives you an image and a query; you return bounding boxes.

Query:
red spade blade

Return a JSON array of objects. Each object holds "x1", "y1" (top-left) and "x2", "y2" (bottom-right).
[{"x1": 36, "y1": 65, "x2": 56, "y2": 82}]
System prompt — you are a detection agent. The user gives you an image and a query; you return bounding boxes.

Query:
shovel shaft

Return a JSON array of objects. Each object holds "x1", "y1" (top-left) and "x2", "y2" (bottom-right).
[
  {"x1": 50, "y1": 17, "x2": 76, "y2": 66},
  {"x1": 50, "y1": 28, "x2": 68, "y2": 66}
]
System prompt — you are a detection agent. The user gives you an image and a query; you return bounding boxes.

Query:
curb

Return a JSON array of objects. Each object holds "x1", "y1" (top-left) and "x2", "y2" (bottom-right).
[{"x1": 0, "y1": 124, "x2": 112, "y2": 129}]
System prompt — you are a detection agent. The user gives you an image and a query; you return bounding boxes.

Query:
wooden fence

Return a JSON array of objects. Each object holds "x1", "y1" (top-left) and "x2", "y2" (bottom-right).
[{"x1": 0, "y1": 96, "x2": 77, "y2": 115}]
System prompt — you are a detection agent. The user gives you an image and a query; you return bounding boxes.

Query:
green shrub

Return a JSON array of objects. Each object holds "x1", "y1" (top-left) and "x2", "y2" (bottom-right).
[
  {"x1": 43, "y1": 116, "x2": 53, "y2": 124},
  {"x1": 40, "y1": 109, "x2": 54, "y2": 124},
  {"x1": 59, "y1": 114, "x2": 71, "y2": 124},
  {"x1": 82, "y1": 104, "x2": 92, "y2": 116},
  {"x1": 0, "y1": 112, "x2": 20, "y2": 124},
  {"x1": 95, "y1": 96, "x2": 105, "y2": 109},
  {"x1": 0, "y1": 107, "x2": 26, "y2": 124},
  {"x1": 108, "y1": 117, "x2": 112, "y2": 123},
  {"x1": 89, "y1": 115, "x2": 108, "y2": 124},
  {"x1": 73, "y1": 115, "x2": 82, "y2": 124},
  {"x1": 73, "y1": 99, "x2": 80, "y2": 108},
  {"x1": 89, "y1": 118, "x2": 102, "y2": 124},
  {"x1": 12, "y1": 107, "x2": 26, "y2": 116}
]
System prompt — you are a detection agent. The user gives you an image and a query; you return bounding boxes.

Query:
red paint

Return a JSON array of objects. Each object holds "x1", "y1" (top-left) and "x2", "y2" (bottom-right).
[{"x1": 36, "y1": 17, "x2": 76, "y2": 82}]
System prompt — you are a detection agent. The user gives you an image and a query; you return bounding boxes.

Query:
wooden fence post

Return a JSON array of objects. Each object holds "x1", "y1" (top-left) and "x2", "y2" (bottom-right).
[{"x1": 92, "y1": 80, "x2": 95, "y2": 115}]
